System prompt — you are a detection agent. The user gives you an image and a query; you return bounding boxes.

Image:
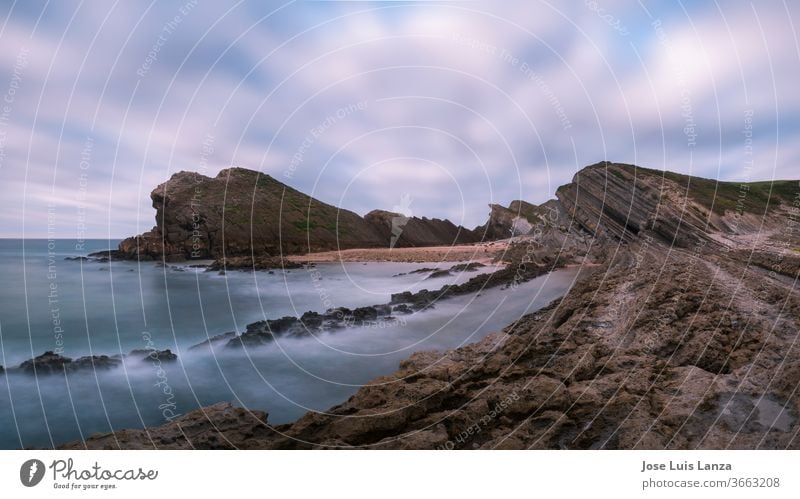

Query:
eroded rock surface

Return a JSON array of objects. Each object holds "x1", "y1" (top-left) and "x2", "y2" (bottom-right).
[
  {"x1": 115, "y1": 168, "x2": 482, "y2": 261},
  {"x1": 63, "y1": 162, "x2": 800, "y2": 449}
]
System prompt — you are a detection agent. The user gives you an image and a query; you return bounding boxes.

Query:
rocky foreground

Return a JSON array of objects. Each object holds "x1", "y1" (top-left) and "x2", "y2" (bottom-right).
[{"x1": 62, "y1": 162, "x2": 800, "y2": 449}]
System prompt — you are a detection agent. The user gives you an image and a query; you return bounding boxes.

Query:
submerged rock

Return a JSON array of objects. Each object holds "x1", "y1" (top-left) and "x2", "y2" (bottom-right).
[
  {"x1": 189, "y1": 331, "x2": 238, "y2": 351},
  {"x1": 71, "y1": 355, "x2": 122, "y2": 371},
  {"x1": 392, "y1": 304, "x2": 413, "y2": 315},
  {"x1": 17, "y1": 352, "x2": 122, "y2": 375},
  {"x1": 207, "y1": 256, "x2": 303, "y2": 272},
  {"x1": 218, "y1": 302, "x2": 420, "y2": 349},
  {"x1": 393, "y1": 267, "x2": 437, "y2": 277},
  {"x1": 129, "y1": 349, "x2": 178, "y2": 362},
  {"x1": 19, "y1": 351, "x2": 72, "y2": 375},
  {"x1": 426, "y1": 269, "x2": 452, "y2": 279},
  {"x1": 226, "y1": 335, "x2": 265, "y2": 349},
  {"x1": 59, "y1": 402, "x2": 271, "y2": 450},
  {"x1": 213, "y1": 255, "x2": 563, "y2": 351},
  {"x1": 449, "y1": 262, "x2": 485, "y2": 272},
  {"x1": 300, "y1": 311, "x2": 324, "y2": 329}
]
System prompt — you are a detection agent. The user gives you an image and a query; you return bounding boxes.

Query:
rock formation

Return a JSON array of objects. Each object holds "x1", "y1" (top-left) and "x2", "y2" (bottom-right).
[
  {"x1": 114, "y1": 167, "x2": 482, "y2": 262},
  {"x1": 64, "y1": 162, "x2": 800, "y2": 449},
  {"x1": 16, "y1": 352, "x2": 122, "y2": 375},
  {"x1": 555, "y1": 161, "x2": 795, "y2": 247},
  {"x1": 115, "y1": 168, "x2": 387, "y2": 260},
  {"x1": 10, "y1": 349, "x2": 178, "y2": 376},
  {"x1": 364, "y1": 210, "x2": 479, "y2": 248}
]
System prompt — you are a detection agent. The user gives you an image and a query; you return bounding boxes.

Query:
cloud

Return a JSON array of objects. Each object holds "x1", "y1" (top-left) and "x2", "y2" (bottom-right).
[{"x1": 0, "y1": 0, "x2": 798, "y2": 238}]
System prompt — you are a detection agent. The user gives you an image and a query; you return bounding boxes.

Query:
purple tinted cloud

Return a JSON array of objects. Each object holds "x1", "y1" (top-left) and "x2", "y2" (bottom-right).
[{"x1": 0, "y1": 0, "x2": 798, "y2": 238}]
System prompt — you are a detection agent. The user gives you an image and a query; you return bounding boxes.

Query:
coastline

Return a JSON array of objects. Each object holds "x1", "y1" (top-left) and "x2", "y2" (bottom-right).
[
  {"x1": 62, "y1": 236, "x2": 800, "y2": 450},
  {"x1": 41, "y1": 163, "x2": 800, "y2": 449},
  {"x1": 58, "y1": 263, "x2": 584, "y2": 450}
]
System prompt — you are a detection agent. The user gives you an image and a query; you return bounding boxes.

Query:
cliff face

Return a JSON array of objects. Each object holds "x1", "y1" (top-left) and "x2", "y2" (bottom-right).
[
  {"x1": 364, "y1": 210, "x2": 480, "y2": 248},
  {"x1": 556, "y1": 161, "x2": 797, "y2": 247},
  {"x1": 475, "y1": 201, "x2": 549, "y2": 240},
  {"x1": 73, "y1": 161, "x2": 800, "y2": 450},
  {"x1": 556, "y1": 162, "x2": 716, "y2": 247},
  {"x1": 117, "y1": 168, "x2": 484, "y2": 261},
  {"x1": 474, "y1": 204, "x2": 523, "y2": 240},
  {"x1": 119, "y1": 168, "x2": 385, "y2": 260}
]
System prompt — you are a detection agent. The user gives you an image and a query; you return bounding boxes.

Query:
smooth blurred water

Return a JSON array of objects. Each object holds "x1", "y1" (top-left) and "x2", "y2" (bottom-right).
[{"x1": 0, "y1": 239, "x2": 579, "y2": 449}]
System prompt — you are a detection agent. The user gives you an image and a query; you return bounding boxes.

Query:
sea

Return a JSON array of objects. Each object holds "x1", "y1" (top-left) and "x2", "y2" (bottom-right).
[{"x1": 0, "y1": 239, "x2": 580, "y2": 449}]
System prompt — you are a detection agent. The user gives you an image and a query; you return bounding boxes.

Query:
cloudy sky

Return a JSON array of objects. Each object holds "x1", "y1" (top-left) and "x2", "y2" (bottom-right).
[{"x1": 0, "y1": 0, "x2": 798, "y2": 238}]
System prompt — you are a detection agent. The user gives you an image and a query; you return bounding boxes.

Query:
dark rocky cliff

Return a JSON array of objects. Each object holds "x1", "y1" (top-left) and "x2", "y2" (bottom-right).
[
  {"x1": 363, "y1": 209, "x2": 480, "y2": 248},
  {"x1": 117, "y1": 167, "x2": 481, "y2": 261},
  {"x1": 556, "y1": 162, "x2": 713, "y2": 247},
  {"x1": 555, "y1": 161, "x2": 797, "y2": 247},
  {"x1": 473, "y1": 200, "x2": 555, "y2": 240}
]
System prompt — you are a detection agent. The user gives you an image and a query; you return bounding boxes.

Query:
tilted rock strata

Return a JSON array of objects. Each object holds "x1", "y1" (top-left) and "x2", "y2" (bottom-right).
[
  {"x1": 556, "y1": 162, "x2": 718, "y2": 247},
  {"x1": 364, "y1": 210, "x2": 480, "y2": 248},
  {"x1": 68, "y1": 241, "x2": 800, "y2": 449},
  {"x1": 556, "y1": 161, "x2": 797, "y2": 247},
  {"x1": 64, "y1": 162, "x2": 800, "y2": 449}
]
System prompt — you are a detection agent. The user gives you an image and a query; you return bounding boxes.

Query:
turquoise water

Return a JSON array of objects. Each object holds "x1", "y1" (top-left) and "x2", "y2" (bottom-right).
[{"x1": 0, "y1": 239, "x2": 579, "y2": 449}]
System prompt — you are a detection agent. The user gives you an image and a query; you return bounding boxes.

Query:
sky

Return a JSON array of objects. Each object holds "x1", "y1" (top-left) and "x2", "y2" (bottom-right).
[{"x1": 0, "y1": 0, "x2": 798, "y2": 238}]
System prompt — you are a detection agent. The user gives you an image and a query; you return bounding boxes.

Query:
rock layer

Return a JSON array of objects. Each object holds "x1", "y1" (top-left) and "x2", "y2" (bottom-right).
[
  {"x1": 116, "y1": 168, "x2": 482, "y2": 261},
  {"x1": 556, "y1": 161, "x2": 797, "y2": 247},
  {"x1": 64, "y1": 162, "x2": 800, "y2": 449},
  {"x1": 364, "y1": 210, "x2": 479, "y2": 248}
]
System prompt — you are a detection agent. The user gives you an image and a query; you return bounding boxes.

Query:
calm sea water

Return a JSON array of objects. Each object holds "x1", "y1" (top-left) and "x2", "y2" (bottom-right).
[{"x1": 0, "y1": 239, "x2": 579, "y2": 449}]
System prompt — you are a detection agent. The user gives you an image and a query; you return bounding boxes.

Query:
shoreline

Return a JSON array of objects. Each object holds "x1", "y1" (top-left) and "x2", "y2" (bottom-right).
[
  {"x1": 29, "y1": 260, "x2": 578, "y2": 450},
  {"x1": 287, "y1": 240, "x2": 509, "y2": 264},
  {"x1": 54, "y1": 266, "x2": 581, "y2": 450}
]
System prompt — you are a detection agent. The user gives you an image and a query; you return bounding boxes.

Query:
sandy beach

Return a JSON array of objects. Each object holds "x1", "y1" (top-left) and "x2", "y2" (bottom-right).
[{"x1": 286, "y1": 240, "x2": 509, "y2": 263}]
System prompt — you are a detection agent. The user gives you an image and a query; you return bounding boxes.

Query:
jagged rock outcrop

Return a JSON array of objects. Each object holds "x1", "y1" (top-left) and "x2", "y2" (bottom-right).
[
  {"x1": 117, "y1": 168, "x2": 388, "y2": 260},
  {"x1": 116, "y1": 168, "x2": 484, "y2": 261},
  {"x1": 473, "y1": 198, "x2": 576, "y2": 241},
  {"x1": 12, "y1": 349, "x2": 178, "y2": 376},
  {"x1": 17, "y1": 352, "x2": 122, "y2": 375},
  {"x1": 64, "y1": 161, "x2": 800, "y2": 450},
  {"x1": 555, "y1": 161, "x2": 797, "y2": 247},
  {"x1": 129, "y1": 349, "x2": 178, "y2": 363},
  {"x1": 475, "y1": 203, "x2": 533, "y2": 240},
  {"x1": 557, "y1": 162, "x2": 706, "y2": 246},
  {"x1": 364, "y1": 210, "x2": 479, "y2": 248}
]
